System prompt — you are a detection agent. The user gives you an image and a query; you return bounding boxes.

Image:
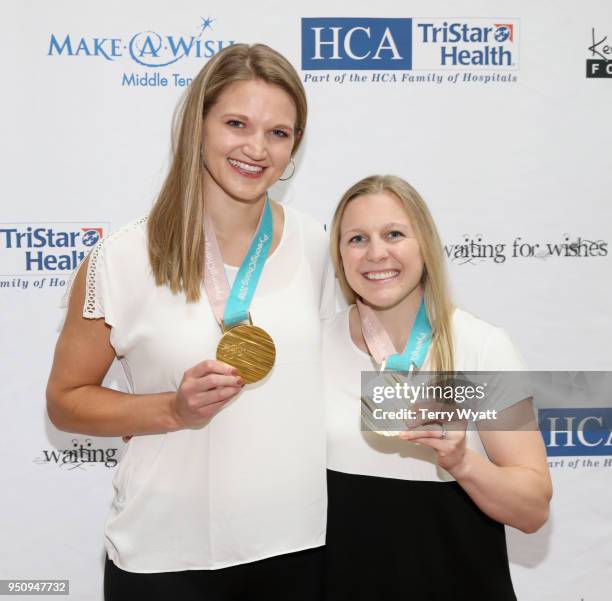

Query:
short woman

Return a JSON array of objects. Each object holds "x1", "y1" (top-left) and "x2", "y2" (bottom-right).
[{"x1": 324, "y1": 175, "x2": 552, "y2": 601}]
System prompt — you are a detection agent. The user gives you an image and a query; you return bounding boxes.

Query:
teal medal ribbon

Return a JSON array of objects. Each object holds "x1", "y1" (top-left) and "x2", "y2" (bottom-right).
[
  {"x1": 385, "y1": 300, "x2": 432, "y2": 371},
  {"x1": 356, "y1": 297, "x2": 432, "y2": 372},
  {"x1": 222, "y1": 198, "x2": 273, "y2": 327}
]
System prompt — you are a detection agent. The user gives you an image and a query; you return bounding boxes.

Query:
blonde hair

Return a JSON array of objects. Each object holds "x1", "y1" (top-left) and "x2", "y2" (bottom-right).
[
  {"x1": 330, "y1": 175, "x2": 454, "y2": 373},
  {"x1": 147, "y1": 43, "x2": 307, "y2": 301}
]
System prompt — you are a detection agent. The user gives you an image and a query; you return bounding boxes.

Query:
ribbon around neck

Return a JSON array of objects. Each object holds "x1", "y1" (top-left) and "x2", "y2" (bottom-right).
[
  {"x1": 203, "y1": 195, "x2": 273, "y2": 328},
  {"x1": 356, "y1": 297, "x2": 432, "y2": 371}
]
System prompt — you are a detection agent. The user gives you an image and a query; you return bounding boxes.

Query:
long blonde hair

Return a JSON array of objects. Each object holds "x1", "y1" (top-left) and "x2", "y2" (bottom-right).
[
  {"x1": 147, "y1": 43, "x2": 307, "y2": 301},
  {"x1": 330, "y1": 175, "x2": 454, "y2": 373}
]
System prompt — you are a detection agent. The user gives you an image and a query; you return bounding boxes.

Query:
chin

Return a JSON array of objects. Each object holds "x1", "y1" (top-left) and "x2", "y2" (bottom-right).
[
  {"x1": 361, "y1": 286, "x2": 420, "y2": 311},
  {"x1": 221, "y1": 181, "x2": 269, "y2": 203},
  {"x1": 357, "y1": 291, "x2": 401, "y2": 310},
  {"x1": 206, "y1": 164, "x2": 275, "y2": 203},
  {"x1": 366, "y1": 300, "x2": 400, "y2": 311}
]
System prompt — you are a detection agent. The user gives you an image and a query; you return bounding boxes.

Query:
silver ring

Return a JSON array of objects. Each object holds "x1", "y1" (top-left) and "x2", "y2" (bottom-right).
[{"x1": 440, "y1": 422, "x2": 447, "y2": 439}]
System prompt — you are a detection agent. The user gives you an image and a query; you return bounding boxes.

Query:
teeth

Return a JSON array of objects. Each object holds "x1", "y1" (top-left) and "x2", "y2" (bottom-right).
[
  {"x1": 229, "y1": 159, "x2": 263, "y2": 173},
  {"x1": 364, "y1": 271, "x2": 399, "y2": 280}
]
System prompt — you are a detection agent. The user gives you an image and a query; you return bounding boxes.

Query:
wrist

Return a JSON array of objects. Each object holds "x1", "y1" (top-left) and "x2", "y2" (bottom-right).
[
  {"x1": 166, "y1": 392, "x2": 185, "y2": 432},
  {"x1": 448, "y1": 448, "x2": 473, "y2": 481}
]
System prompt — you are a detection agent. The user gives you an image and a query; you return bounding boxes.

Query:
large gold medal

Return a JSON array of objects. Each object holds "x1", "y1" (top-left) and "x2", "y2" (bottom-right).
[{"x1": 216, "y1": 323, "x2": 276, "y2": 384}]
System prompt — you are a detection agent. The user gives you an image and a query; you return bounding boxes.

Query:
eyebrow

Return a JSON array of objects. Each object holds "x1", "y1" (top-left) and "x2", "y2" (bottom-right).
[
  {"x1": 221, "y1": 113, "x2": 295, "y2": 131},
  {"x1": 221, "y1": 112, "x2": 250, "y2": 121},
  {"x1": 342, "y1": 222, "x2": 410, "y2": 235}
]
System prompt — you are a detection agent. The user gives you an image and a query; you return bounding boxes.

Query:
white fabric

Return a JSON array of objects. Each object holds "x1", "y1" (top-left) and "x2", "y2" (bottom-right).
[
  {"x1": 82, "y1": 204, "x2": 331, "y2": 572},
  {"x1": 324, "y1": 306, "x2": 527, "y2": 482}
]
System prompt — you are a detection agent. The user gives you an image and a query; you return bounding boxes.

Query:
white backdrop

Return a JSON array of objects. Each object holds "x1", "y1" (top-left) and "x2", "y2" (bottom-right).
[{"x1": 1, "y1": 1, "x2": 611, "y2": 599}]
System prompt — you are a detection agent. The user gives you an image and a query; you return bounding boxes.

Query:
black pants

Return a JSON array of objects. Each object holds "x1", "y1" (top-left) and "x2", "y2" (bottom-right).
[{"x1": 104, "y1": 547, "x2": 323, "y2": 601}]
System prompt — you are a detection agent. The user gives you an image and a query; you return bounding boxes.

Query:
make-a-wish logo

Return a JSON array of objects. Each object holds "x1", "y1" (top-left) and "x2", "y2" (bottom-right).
[
  {"x1": 47, "y1": 16, "x2": 234, "y2": 68},
  {"x1": 34, "y1": 438, "x2": 119, "y2": 470},
  {"x1": 586, "y1": 27, "x2": 612, "y2": 78},
  {"x1": 0, "y1": 222, "x2": 109, "y2": 275}
]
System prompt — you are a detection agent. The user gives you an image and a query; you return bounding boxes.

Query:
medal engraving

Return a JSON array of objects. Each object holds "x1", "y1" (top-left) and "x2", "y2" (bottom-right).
[{"x1": 216, "y1": 324, "x2": 276, "y2": 384}]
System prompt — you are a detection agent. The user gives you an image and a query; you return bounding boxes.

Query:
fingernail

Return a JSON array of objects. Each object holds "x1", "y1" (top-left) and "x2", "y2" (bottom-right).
[
  {"x1": 235, "y1": 377, "x2": 245, "y2": 386},
  {"x1": 230, "y1": 368, "x2": 239, "y2": 376}
]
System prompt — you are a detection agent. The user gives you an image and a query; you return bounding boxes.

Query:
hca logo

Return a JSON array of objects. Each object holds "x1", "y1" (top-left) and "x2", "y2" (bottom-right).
[
  {"x1": 302, "y1": 18, "x2": 413, "y2": 70},
  {"x1": 539, "y1": 408, "x2": 612, "y2": 456}
]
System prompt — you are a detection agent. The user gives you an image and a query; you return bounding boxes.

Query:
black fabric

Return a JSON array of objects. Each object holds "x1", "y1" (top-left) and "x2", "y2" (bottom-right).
[
  {"x1": 325, "y1": 469, "x2": 517, "y2": 601},
  {"x1": 104, "y1": 546, "x2": 324, "y2": 601}
]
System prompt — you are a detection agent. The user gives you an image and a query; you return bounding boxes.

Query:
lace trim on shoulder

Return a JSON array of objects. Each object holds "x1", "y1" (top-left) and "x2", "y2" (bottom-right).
[
  {"x1": 82, "y1": 217, "x2": 148, "y2": 318},
  {"x1": 59, "y1": 218, "x2": 147, "y2": 313},
  {"x1": 84, "y1": 241, "x2": 105, "y2": 317},
  {"x1": 53, "y1": 216, "x2": 148, "y2": 318}
]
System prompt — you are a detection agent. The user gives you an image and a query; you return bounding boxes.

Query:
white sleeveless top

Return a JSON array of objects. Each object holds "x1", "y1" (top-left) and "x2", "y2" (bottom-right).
[
  {"x1": 80, "y1": 205, "x2": 333, "y2": 572},
  {"x1": 324, "y1": 306, "x2": 528, "y2": 482}
]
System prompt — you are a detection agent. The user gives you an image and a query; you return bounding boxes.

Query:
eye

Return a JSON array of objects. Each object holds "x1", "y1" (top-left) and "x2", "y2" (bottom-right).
[
  {"x1": 271, "y1": 129, "x2": 290, "y2": 138},
  {"x1": 226, "y1": 119, "x2": 244, "y2": 128},
  {"x1": 387, "y1": 230, "x2": 405, "y2": 241},
  {"x1": 348, "y1": 234, "x2": 367, "y2": 245}
]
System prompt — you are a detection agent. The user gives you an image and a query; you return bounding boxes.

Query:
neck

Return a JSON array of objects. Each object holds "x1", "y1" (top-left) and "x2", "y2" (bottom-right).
[
  {"x1": 367, "y1": 287, "x2": 423, "y2": 352},
  {"x1": 203, "y1": 178, "x2": 267, "y2": 239}
]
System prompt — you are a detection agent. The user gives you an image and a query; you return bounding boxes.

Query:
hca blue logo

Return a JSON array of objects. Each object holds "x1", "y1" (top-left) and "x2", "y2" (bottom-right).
[
  {"x1": 302, "y1": 18, "x2": 412, "y2": 70},
  {"x1": 539, "y1": 409, "x2": 612, "y2": 456},
  {"x1": 47, "y1": 17, "x2": 234, "y2": 67}
]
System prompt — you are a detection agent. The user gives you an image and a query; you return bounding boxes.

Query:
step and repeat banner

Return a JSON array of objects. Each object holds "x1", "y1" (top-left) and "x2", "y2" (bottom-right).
[{"x1": 1, "y1": 1, "x2": 611, "y2": 599}]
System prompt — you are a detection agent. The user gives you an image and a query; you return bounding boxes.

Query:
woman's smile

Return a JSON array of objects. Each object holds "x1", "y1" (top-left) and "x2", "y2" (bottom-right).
[{"x1": 227, "y1": 158, "x2": 267, "y2": 178}]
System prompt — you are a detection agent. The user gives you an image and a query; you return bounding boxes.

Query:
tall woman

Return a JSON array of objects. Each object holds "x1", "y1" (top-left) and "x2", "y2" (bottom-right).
[
  {"x1": 324, "y1": 175, "x2": 552, "y2": 600},
  {"x1": 47, "y1": 44, "x2": 331, "y2": 601}
]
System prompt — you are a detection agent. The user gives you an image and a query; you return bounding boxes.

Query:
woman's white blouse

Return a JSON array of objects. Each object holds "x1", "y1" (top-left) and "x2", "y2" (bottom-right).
[
  {"x1": 324, "y1": 306, "x2": 528, "y2": 482},
  {"x1": 80, "y1": 205, "x2": 333, "y2": 572}
]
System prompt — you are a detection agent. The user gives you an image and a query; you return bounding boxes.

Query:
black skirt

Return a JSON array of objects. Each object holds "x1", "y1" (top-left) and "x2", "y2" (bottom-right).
[{"x1": 325, "y1": 469, "x2": 517, "y2": 601}]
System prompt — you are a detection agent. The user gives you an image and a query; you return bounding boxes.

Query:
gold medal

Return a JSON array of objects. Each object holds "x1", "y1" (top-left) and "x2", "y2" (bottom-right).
[
  {"x1": 205, "y1": 198, "x2": 276, "y2": 384},
  {"x1": 216, "y1": 321, "x2": 276, "y2": 384}
]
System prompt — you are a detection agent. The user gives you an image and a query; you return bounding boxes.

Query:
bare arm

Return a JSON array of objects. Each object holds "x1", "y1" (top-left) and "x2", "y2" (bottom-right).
[
  {"x1": 399, "y1": 400, "x2": 552, "y2": 533},
  {"x1": 46, "y1": 257, "x2": 244, "y2": 437},
  {"x1": 450, "y1": 426, "x2": 552, "y2": 533}
]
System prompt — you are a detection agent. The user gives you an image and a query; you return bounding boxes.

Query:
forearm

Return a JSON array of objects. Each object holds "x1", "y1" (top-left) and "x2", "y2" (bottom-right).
[
  {"x1": 449, "y1": 448, "x2": 552, "y2": 533},
  {"x1": 47, "y1": 384, "x2": 183, "y2": 437}
]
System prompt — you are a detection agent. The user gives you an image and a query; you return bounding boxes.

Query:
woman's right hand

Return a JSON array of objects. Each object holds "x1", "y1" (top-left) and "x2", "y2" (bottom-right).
[{"x1": 171, "y1": 359, "x2": 245, "y2": 430}]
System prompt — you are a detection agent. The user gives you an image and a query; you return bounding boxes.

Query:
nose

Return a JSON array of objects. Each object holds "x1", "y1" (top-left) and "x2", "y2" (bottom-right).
[
  {"x1": 365, "y1": 236, "x2": 389, "y2": 262},
  {"x1": 243, "y1": 129, "x2": 267, "y2": 162}
]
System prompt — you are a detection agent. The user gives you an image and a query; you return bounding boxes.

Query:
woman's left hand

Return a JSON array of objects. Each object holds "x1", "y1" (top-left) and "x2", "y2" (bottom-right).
[{"x1": 398, "y1": 422, "x2": 467, "y2": 473}]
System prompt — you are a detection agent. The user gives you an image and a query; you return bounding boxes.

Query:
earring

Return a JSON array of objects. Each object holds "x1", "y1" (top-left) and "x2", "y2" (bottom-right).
[{"x1": 278, "y1": 158, "x2": 296, "y2": 181}]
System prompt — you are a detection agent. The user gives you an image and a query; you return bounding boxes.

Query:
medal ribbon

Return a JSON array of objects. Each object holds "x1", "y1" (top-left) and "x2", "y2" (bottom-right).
[
  {"x1": 356, "y1": 298, "x2": 432, "y2": 371},
  {"x1": 203, "y1": 196, "x2": 273, "y2": 328}
]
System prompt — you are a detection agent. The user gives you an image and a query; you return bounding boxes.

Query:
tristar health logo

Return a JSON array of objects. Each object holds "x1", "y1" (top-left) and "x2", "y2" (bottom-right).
[{"x1": 0, "y1": 222, "x2": 109, "y2": 275}]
